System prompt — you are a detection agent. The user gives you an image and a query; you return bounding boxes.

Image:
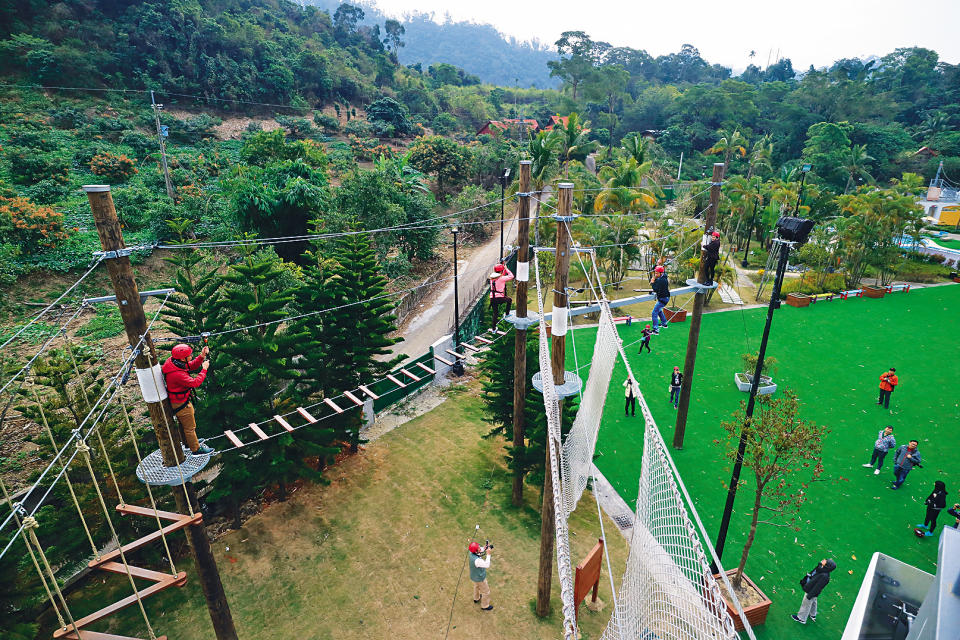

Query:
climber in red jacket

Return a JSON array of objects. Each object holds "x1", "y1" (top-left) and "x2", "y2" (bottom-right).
[{"x1": 162, "y1": 343, "x2": 213, "y2": 455}]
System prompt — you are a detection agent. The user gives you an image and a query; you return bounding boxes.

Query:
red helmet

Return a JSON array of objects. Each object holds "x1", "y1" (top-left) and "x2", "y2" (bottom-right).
[
  {"x1": 172, "y1": 343, "x2": 193, "y2": 360},
  {"x1": 674, "y1": 366, "x2": 680, "y2": 371},
  {"x1": 712, "y1": 231, "x2": 720, "y2": 238},
  {"x1": 645, "y1": 324, "x2": 651, "y2": 329},
  {"x1": 655, "y1": 265, "x2": 665, "y2": 273},
  {"x1": 469, "y1": 542, "x2": 481, "y2": 553},
  {"x1": 494, "y1": 264, "x2": 505, "y2": 273}
]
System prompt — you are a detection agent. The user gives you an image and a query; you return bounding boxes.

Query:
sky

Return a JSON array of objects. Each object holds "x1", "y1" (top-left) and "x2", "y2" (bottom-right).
[{"x1": 368, "y1": 0, "x2": 960, "y2": 70}]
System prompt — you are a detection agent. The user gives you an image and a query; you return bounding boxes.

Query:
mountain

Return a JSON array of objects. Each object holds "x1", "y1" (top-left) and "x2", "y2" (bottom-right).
[{"x1": 306, "y1": 1, "x2": 559, "y2": 88}]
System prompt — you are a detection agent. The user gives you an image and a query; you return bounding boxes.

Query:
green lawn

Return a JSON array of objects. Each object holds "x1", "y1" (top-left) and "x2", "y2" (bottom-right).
[
  {"x1": 927, "y1": 236, "x2": 960, "y2": 251},
  {"x1": 566, "y1": 284, "x2": 960, "y2": 639}
]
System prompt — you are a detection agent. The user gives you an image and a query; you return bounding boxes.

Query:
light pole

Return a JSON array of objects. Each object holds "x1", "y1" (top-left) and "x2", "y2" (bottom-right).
[
  {"x1": 711, "y1": 216, "x2": 814, "y2": 571},
  {"x1": 499, "y1": 167, "x2": 511, "y2": 262},
  {"x1": 451, "y1": 223, "x2": 464, "y2": 376},
  {"x1": 793, "y1": 163, "x2": 812, "y2": 216},
  {"x1": 741, "y1": 179, "x2": 761, "y2": 268}
]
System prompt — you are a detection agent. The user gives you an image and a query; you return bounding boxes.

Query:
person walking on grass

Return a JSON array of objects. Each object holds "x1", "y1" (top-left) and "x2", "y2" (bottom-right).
[
  {"x1": 669, "y1": 366, "x2": 683, "y2": 409},
  {"x1": 916, "y1": 481, "x2": 948, "y2": 537},
  {"x1": 650, "y1": 265, "x2": 670, "y2": 333},
  {"x1": 489, "y1": 263, "x2": 514, "y2": 329},
  {"x1": 638, "y1": 325, "x2": 653, "y2": 354},
  {"x1": 891, "y1": 440, "x2": 922, "y2": 490},
  {"x1": 877, "y1": 367, "x2": 898, "y2": 409},
  {"x1": 468, "y1": 541, "x2": 494, "y2": 610},
  {"x1": 792, "y1": 558, "x2": 837, "y2": 625},
  {"x1": 863, "y1": 425, "x2": 896, "y2": 475},
  {"x1": 624, "y1": 375, "x2": 639, "y2": 417}
]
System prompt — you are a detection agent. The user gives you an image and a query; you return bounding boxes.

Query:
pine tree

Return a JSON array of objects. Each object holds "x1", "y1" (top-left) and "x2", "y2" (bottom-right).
[{"x1": 161, "y1": 250, "x2": 224, "y2": 341}]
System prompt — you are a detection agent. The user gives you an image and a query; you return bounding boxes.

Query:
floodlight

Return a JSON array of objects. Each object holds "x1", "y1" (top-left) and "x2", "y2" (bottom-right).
[{"x1": 776, "y1": 216, "x2": 814, "y2": 243}]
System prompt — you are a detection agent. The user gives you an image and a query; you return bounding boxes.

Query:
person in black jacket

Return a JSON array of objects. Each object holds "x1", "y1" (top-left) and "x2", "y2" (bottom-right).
[
  {"x1": 917, "y1": 481, "x2": 948, "y2": 536},
  {"x1": 669, "y1": 366, "x2": 683, "y2": 409},
  {"x1": 650, "y1": 265, "x2": 670, "y2": 333},
  {"x1": 792, "y1": 558, "x2": 837, "y2": 624},
  {"x1": 704, "y1": 231, "x2": 721, "y2": 286}
]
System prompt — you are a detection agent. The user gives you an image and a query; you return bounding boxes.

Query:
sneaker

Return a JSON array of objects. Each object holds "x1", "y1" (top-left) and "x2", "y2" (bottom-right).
[
  {"x1": 194, "y1": 444, "x2": 214, "y2": 455},
  {"x1": 810, "y1": 616, "x2": 816, "y2": 622},
  {"x1": 916, "y1": 524, "x2": 928, "y2": 529},
  {"x1": 924, "y1": 531, "x2": 934, "y2": 537},
  {"x1": 874, "y1": 469, "x2": 880, "y2": 475},
  {"x1": 474, "y1": 599, "x2": 480, "y2": 603},
  {"x1": 652, "y1": 329, "x2": 660, "y2": 335},
  {"x1": 862, "y1": 463, "x2": 873, "y2": 468},
  {"x1": 481, "y1": 605, "x2": 494, "y2": 611},
  {"x1": 791, "y1": 614, "x2": 805, "y2": 624}
]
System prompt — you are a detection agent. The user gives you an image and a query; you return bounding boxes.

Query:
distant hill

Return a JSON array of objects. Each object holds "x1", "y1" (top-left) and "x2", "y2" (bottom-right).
[{"x1": 306, "y1": 1, "x2": 559, "y2": 88}]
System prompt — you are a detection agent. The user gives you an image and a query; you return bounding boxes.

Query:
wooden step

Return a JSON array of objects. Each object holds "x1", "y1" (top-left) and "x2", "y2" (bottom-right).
[
  {"x1": 52, "y1": 572, "x2": 186, "y2": 638},
  {"x1": 386, "y1": 374, "x2": 407, "y2": 388},
  {"x1": 445, "y1": 350, "x2": 467, "y2": 360},
  {"x1": 115, "y1": 504, "x2": 190, "y2": 523},
  {"x1": 400, "y1": 369, "x2": 421, "y2": 382},
  {"x1": 359, "y1": 385, "x2": 379, "y2": 400},
  {"x1": 415, "y1": 362, "x2": 436, "y2": 375},
  {"x1": 224, "y1": 430, "x2": 244, "y2": 448},
  {"x1": 89, "y1": 514, "x2": 202, "y2": 569},
  {"x1": 64, "y1": 630, "x2": 167, "y2": 640},
  {"x1": 460, "y1": 342, "x2": 481, "y2": 353},
  {"x1": 474, "y1": 335, "x2": 493, "y2": 345},
  {"x1": 97, "y1": 562, "x2": 176, "y2": 583},
  {"x1": 322, "y1": 399, "x2": 343, "y2": 414},
  {"x1": 250, "y1": 423, "x2": 269, "y2": 440},
  {"x1": 343, "y1": 390, "x2": 364, "y2": 407},
  {"x1": 274, "y1": 415, "x2": 294, "y2": 432},
  {"x1": 433, "y1": 354, "x2": 455, "y2": 366},
  {"x1": 299, "y1": 407, "x2": 320, "y2": 422}
]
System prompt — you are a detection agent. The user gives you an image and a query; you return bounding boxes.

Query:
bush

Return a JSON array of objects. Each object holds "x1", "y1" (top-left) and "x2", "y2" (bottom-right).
[
  {"x1": 119, "y1": 131, "x2": 155, "y2": 158},
  {"x1": 431, "y1": 112, "x2": 459, "y2": 135},
  {"x1": 778, "y1": 271, "x2": 846, "y2": 296},
  {"x1": 275, "y1": 115, "x2": 315, "y2": 139},
  {"x1": 313, "y1": 112, "x2": 340, "y2": 133},
  {"x1": 6, "y1": 129, "x2": 57, "y2": 151},
  {"x1": 6, "y1": 148, "x2": 69, "y2": 185},
  {"x1": 343, "y1": 119, "x2": 374, "y2": 137},
  {"x1": 366, "y1": 96, "x2": 415, "y2": 137},
  {"x1": 0, "y1": 196, "x2": 67, "y2": 250},
  {"x1": 166, "y1": 114, "x2": 221, "y2": 144},
  {"x1": 48, "y1": 106, "x2": 85, "y2": 129},
  {"x1": 90, "y1": 152, "x2": 138, "y2": 182},
  {"x1": 23, "y1": 179, "x2": 70, "y2": 205},
  {"x1": 741, "y1": 352, "x2": 778, "y2": 377},
  {"x1": 348, "y1": 135, "x2": 377, "y2": 161},
  {"x1": 896, "y1": 258, "x2": 952, "y2": 283},
  {"x1": 327, "y1": 142, "x2": 355, "y2": 174}
]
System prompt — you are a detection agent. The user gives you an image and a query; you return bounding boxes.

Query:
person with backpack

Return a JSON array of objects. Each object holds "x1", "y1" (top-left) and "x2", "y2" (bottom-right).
[
  {"x1": 792, "y1": 558, "x2": 837, "y2": 624},
  {"x1": 488, "y1": 263, "x2": 514, "y2": 329},
  {"x1": 162, "y1": 343, "x2": 213, "y2": 455},
  {"x1": 917, "y1": 481, "x2": 948, "y2": 536},
  {"x1": 669, "y1": 366, "x2": 683, "y2": 409},
  {"x1": 650, "y1": 265, "x2": 670, "y2": 333}
]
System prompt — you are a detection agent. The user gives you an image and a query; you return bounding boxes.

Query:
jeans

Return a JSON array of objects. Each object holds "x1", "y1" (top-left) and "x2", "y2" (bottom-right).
[
  {"x1": 892, "y1": 465, "x2": 910, "y2": 488},
  {"x1": 491, "y1": 296, "x2": 512, "y2": 327},
  {"x1": 638, "y1": 339, "x2": 651, "y2": 353},
  {"x1": 705, "y1": 258, "x2": 718, "y2": 284},
  {"x1": 670, "y1": 385, "x2": 681, "y2": 407},
  {"x1": 869, "y1": 448, "x2": 888, "y2": 469},
  {"x1": 625, "y1": 396, "x2": 636, "y2": 416},
  {"x1": 924, "y1": 507, "x2": 940, "y2": 531},
  {"x1": 652, "y1": 297, "x2": 670, "y2": 329},
  {"x1": 878, "y1": 388, "x2": 892, "y2": 408},
  {"x1": 797, "y1": 595, "x2": 818, "y2": 622}
]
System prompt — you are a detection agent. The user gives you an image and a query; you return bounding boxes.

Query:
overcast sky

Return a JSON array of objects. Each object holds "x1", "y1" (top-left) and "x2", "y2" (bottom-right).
[{"x1": 369, "y1": 0, "x2": 959, "y2": 70}]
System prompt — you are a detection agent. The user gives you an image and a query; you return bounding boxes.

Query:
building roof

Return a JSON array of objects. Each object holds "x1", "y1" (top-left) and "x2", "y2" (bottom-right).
[
  {"x1": 914, "y1": 146, "x2": 939, "y2": 156},
  {"x1": 477, "y1": 119, "x2": 540, "y2": 136}
]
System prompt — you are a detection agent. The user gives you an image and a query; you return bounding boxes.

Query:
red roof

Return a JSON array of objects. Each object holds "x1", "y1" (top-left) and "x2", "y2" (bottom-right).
[
  {"x1": 542, "y1": 115, "x2": 569, "y2": 131},
  {"x1": 477, "y1": 119, "x2": 539, "y2": 136}
]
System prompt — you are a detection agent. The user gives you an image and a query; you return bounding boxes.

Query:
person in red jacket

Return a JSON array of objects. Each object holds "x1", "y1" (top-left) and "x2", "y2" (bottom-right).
[
  {"x1": 162, "y1": 343, "x2": 212, "y2": 454},
  {"x1": 489, "y1": 263, "x2": 514, "y2": 328},
  {"x1": 877, "y1": 367, "x2": 898, "y2": 409}
]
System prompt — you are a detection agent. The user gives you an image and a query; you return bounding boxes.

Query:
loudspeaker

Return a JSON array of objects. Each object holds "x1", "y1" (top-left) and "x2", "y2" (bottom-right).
[{"x1": 776, "y1": 216, "x2": 815, "y2": 243}]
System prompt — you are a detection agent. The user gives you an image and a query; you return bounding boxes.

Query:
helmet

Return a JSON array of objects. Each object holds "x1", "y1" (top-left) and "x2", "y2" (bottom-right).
[
  {"x1": 494, "y1": 264, "x2": 505, "y2": 273},
  {"x1": 645, "y1": 324, "x2": 651, "y2": 329},
  {"x1": 712, "y1": 231, "x2": 720, "y2": 238},
  {"x1": 674, "y1": 366, "x2": 680, "y2": 371},
  {"x1": 172, "y1": 343, "x2": 193, "y2": 360},
  {"x1": 655, "y1": 265, "x2": 665, "y2": 273},
  {"x1": 469, "y1": 542, "x2": 481, "y2": 554}
]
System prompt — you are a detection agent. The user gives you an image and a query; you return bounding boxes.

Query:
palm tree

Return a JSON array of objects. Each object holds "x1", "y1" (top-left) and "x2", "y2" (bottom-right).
[
  {"x1": 527, "y1": 130, "x2": 561, "y2": 245},
  {"x1": 555, "y1": 112, "x2": 598, "y2": 177},
  {"x1": 843, "y1": 144, "x2": 874, "y2": 194},
  {"x1": 746, "y1": 135, "x2": 773, "y2": 180},
  {"x1": 620, "y1": 132, "x2": 651, "y2": 165},
  {"x1": 707, "y1": 127, "x2": 748, "y2": 171}
]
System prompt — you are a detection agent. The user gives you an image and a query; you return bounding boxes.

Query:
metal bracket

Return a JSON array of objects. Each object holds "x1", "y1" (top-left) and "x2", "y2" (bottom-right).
[
  {"x1": 504, "y1": 312, "x2": 540, "y2": 330},
  {"x1": 92, "y1": 245, "x2": 153, "y2": 260},
  {"x1": 84, "y1": 288, "x2": 175, "y2": 305},
  {"x1": 685, "y1": 278, "x2": 719, "y2": 294},
  {"x1": 550, "y1": 214, "x2": 579, "y2": 222}
]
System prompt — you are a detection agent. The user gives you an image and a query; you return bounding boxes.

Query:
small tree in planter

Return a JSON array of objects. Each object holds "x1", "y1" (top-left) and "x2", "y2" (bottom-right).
[
  {"x1": 721, "y1": 390, "x2": 827, "y2": 591},
  {"x1": 735, "y1": 352, "x2": 779, "y2": 394}
]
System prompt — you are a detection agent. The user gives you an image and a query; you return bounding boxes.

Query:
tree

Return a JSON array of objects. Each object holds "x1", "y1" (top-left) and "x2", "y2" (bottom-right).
[
  {"x1": 802, "y1": 121, "x2": 854, "y2": 191},
  {"x1": 333, "y1": 3, "x2": 365, "y2": 44},
  {"x1": 547, "y1": 31, "x2": 603, "y2": 100},
  {"x1": 586, "y1": 65, "x2": 630, "y2": 154},
  {"x1": 526, "y1": 130, "x2": 561, "y2": 244},
  {"x1": 842, "y1": 144, "x2": 875, "y2": 193},
  {"x1": 554, "y1": 112, "x2": 598, "y2": 176},
  {"x1": 721, "y1": 390, "x2": 826, "y2": 588},
  {"x1": 383, "y1": 19, "x2": 405, "y2": 56},
  {"x1": 407, "y1": 135, "x2": 470, "y2": 200},
  {"x1": 707, "y1": 127, "x2": 748, "y2": 171},
  {"x1": 366, "y1": 96, "x2": 415, "y2": 136}
]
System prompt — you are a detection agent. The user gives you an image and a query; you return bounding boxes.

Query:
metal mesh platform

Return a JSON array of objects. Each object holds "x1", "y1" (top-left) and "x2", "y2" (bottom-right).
[
  {"x1": 532, "y1": 370, "x2": 583, "y2": 398},
  {"x1": 686, "y1": 277, "x2": 720, "y2": 293},
  {"x1": 136, "y1": 445, "x2": 211, "y2": 486}
]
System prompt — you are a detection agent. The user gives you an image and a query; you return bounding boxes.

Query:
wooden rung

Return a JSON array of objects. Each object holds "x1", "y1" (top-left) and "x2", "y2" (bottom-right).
[
  {"x1": 65, "y1": 631, "x2": 167, "y2": 640},
  {"x1": 115, "y1": 504, "x2": 191, "y2": 523},
  {"x1": 461, "y1": 342, "x2": 481, "y2": 352},
  {"x1": 434, "y1": 354, "x2": 455, "y2": 366},
  {"x1": 445, "y1": 349, "x2": 468, "y2": 360},
  {"x1": 343, "y1": 390, "x2": 364, "y2": 407},
  {"x1": 53, "y1": 572, "x2": 186, "y2": 638},
  {"x1": 474, "y1": 335, "x2": 493, "y2": 345},
  {"x1": 359, "y1": 385, "x2": 379, "y2": 400},
  {"x1": 274, "y1": 415, "x2": 294, "y2": 432},
  {"x1": 250, "y1": 423, "x2": 269, "y2": 440},
  {"x1": 98, "y1": 562, "x2": 176, "y2": 583},
  {"x1": 400, "y1": 369, "x2": 421, "y2": 382},
  {"x1": 298, "y1": 407, "x2": 319, "y2": 422},
  {"x1": 386, "y1": 374, "x2": 407, "y2": 388},
  {"x1": 488, "y1": 329, "x2": 507, "y2": 335},
  {"x1": 90, "y1": 514, "x2": 202, "y2": 568},
  {"x1": 416, "y1": 362, "x2": 436, "y2": 375},
  {"x1": 322, "y1": 399, "x2": 343, "y2": 414},
  {"x1": 224, "y1": 430, "x2": 244, "y2": 448}
]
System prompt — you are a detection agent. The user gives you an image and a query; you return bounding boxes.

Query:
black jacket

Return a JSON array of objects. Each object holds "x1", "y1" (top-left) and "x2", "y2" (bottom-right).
[
  {"x1": 670, "y1": 371, "x2": 683, "y2": 387},
  {"x1": 925, "y1": 481, "x2": 947, "y2": 511},
  {"x1": 652, "y1": 274, "x2": 670, "y2": 299},
  {"x1": 801, "y1": 559, "x2": 837, "y2": 599},
  {"x1": 705, "y1": 238, "x2": 721, "y2": 261}
]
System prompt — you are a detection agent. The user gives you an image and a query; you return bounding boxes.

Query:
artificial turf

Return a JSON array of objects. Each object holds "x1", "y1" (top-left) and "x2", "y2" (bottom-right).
[{"x1": 565, "y1": 284, "x2": 960, "y2": 640}]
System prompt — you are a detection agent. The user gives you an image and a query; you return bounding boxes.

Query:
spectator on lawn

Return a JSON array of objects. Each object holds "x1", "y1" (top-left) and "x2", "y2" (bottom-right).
[
  {"x1": 468, "y1": 541, "x2": 494, "y2": 610},
  {"x1": 669, "y1": 366, "x2": 683, "y2": 409},
  {"x1": 877, "y1": 367, "x2": 898, "y2": 409},
  {"x1": 948, "y1": 499, "x2": 960, "y2": 529},
  {"x1": 650, "y1": 265, "x2": 670, "y2": 333},
  {"x1": 917, "y1": 481, "x2": 948, "y2": 536},
  {"x1": 792, "y1": 558, "x2": 837, "y2": 625},
  {"x1": 862, "y1": 425, "x2": 896, "y2": 475},
  {"x1": 638, "y1": 325, "x2": 653, "y2": 354},
  {"x1": 891, "y1": 440, "x2": 922, "y2": 490},
  {"x1": 624, "y1": 375, "x2": 639, "y2": 417}
]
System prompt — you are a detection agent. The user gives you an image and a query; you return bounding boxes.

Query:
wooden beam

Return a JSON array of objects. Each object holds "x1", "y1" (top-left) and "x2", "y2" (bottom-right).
[
  {"x1": 298, "y1": 407, "x2": 319, "y2": 423},
  {"x1": 445, "y1": 349, "x2": 468, "y2": 360},
  {"x1": 322, "y1": 399, "x2": 343, "y2": 414},
  {"x1": 274, "y1": 415, "x2": 294, "y2": 432},
  {"x1": 415, "y1": 362, "x2": 436, "y2": 375},
  {"x1": 97, "y1": 562, "x2": 177, "y2": 583},
  {"x1": 474, "y1": 335, "x2": 493, "y2": 345},
  {"x1": 400, "y1": 369, "x2": 421, "y2": 382},
  {"x1": 115, "y1": 504, "x2": 190, "y2": 523},
  {"x1": 249, "y1": 423, "x2": 269, "y2": 440},
  {"x1": 223, "y1": 430, "x2": 244, "y2": 448},
  {"x1": 460, "y1": 342, "x2": 481, "y2": 352},
  {"x1": 359, "y1": 385, "x2": 379, "y2": 400},
  {"x1": 64, "y1": 631, "x2": 167, "y2": 640},
  {"x1": 434, "y1": 354, "x2": 455, "y2": 366},
  {"x1": 386, "y1": 374, "x2": 407, "y2": 388},
  {"x1": 90, "y1": 514, "x2": 202, "y2": 568},
  {"x1": 343, "y1": 390, "x2": 364, "y2": 407}
]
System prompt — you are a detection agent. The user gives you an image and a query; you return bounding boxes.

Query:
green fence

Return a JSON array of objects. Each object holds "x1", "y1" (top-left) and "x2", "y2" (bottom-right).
[{"x1": 370, "y1": 349, "x2": 436, "y2": 413}]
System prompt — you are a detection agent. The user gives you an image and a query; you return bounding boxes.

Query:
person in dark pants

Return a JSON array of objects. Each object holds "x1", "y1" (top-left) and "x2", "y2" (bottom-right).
[
  {"x1": 948, "y1": 499, "x2": 960, "y2": 529},
  {"x1": 669, "y1": 366, "x2": 683, "y2": 409},
  {"x1": 489, "y1": 264, "x2": 514, "y2": 329},
  {"x1": 917, "y1": 481, "x2": 948, "y2": 536},
  {"x1": 703, "y1": 231, "x2": 721, "y2": 286},
  {"x1": 792, "y1": 558, "x2": 837, "y2": 624},
  {"x1": 891, "y1": 440, "x2": 922, "y2": 489},
  {"x1": 862, "y1": 425, "x2": 896, "y2": 475},
  {"x1": 877, "y1": 367, "x2": 898, "y2": 409},
  {"x1": 623, "y1": 376, "x2": 639, "y2": 417},
  {"x1": 650, "y1": 265, "x2": 670, "y2": 333},
  {"x1": 638, "y1": 325, "x2": 653, "y2": 354}
]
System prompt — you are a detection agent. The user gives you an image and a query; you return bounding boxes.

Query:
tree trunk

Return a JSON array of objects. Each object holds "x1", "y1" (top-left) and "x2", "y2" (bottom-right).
[{"x1": 733, "y1": 488, "x2": 763, "y2": 589}]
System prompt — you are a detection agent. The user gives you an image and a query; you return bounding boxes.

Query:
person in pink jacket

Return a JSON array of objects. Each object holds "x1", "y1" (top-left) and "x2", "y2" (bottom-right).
[{"x1": 489, "y1": 263, "x2": 514, "y2": 328}]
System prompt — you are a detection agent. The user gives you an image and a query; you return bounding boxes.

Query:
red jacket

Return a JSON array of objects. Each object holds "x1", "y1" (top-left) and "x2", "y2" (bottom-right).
[
  {"x1": 879, "y1": 372, "x2": 898, "y2": 392},
  {"x1": 162, "y1": 354, "x2": 207, "y2": 407}
]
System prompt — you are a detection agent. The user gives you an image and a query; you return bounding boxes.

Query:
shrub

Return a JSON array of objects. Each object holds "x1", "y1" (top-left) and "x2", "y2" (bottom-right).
[
  {"x1": 90, "y1": 152, "x2": 138, "y2": 182},
  {"x1": 327, "y1": 142, "x2": 355, "y2": 174},
  {"x1": 119, "y1": 131, "x2": 155, "y2": 158},
  {"x1": 348, "y1": 135, "x2": 377, "y2": 161},
  {"x1": 313, "y1": 112, "x2": 340, "y2": 133},
  {"x1": 7, "y1": 129, "x2": 57, "y2": 151},
  {"x1": 6, "y1": 148, "x2": 69, "y2": 185},
  {"x1": 370, "y1": 143, "x2": 393, "y2": 159},
  {"x1": 23, "y1": 179, "x2": 70, "y2": 205},
  {"x1": 275, "y1": 115, "x2": 314, "y2": 139},
  {"x1": 48, "y1": 106, "x2": 85, "y2": 129},
  {"x1": 0, "y1": 196, "x2": 68, "y2": 250},
  {"x1": 343, "y1": 119, "x2": 374, "y2": 137},
  {"x1": 778, "y1": 271, "x2": 846, "y2": 296},
  {"x1": 431, "y1": 112, "x2": 459, "y2": 135},
  {"x1": 741, "y1": 352, "x2": 778, "y2": 377}
]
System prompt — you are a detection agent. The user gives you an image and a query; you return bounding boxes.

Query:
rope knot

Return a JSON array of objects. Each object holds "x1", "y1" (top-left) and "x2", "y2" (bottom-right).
[
  {"x1": 22, "y1": 516, "x2": 38, "y2": 530},
  {"x1": 75, "y1": 441, "x2": 91, "y2": 454}
]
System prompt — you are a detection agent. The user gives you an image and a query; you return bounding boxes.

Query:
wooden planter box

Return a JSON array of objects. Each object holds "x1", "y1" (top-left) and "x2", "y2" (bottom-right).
[
  {"x1": 863, "y1": 285, "x2": 886, "y2": 299},
  {"x1": 734, "y1": 372, "x2": 777, "y2": 395},
  {"x1": 663, "y1": 307, "x2": 687, "y2": 323},
  {"x1": 715, "y1": 569, "x2": 773, "y2": 631},
  {"x1": 785, "y1": 292, "x2": 811, "y2": 308}
]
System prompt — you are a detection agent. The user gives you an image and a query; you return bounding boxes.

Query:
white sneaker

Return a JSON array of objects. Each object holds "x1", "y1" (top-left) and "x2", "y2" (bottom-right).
[
  {"x1": 862, "y1": 463, "x2": 873, "y2": 467},
  {"x1": 874, "y1": 469, "x2": 880, "y2": 475}
]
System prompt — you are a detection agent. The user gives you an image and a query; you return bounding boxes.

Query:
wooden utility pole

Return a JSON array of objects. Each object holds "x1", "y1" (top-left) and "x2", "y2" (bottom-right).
[
  {"x1": 673, "y1": 163, "x2": 725, "y2": 449},
  {"x1": 536, "y1": 182, "x2": 574, "y2": 617},
  {"x1": 84, "y1": 185, "x2": 238, "y2": 640},
  {"x1": 151, "y1": 91, "x2": 176, "y2": 201},
  {"x1": 511, "y1": 160, "x2": 532, "y2": 507}
]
